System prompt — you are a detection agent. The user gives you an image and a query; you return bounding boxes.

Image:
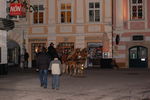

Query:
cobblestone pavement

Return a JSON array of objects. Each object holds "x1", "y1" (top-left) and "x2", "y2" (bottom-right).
[{"x1": 0, "y1": 68, "x2": 150, "y2": 100}]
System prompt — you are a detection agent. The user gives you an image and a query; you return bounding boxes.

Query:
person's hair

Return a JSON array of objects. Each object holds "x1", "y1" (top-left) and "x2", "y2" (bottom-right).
[
  {"x1": 42, "y1": 47, "x2": 47, "y2": 52},
  {"x1": 50, "y1": 42, "x2": 54, "y2": 46}
]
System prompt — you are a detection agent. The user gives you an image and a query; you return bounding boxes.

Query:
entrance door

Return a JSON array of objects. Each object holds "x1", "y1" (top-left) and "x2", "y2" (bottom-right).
[
  {"x1": 129, "y1": 46, "x2": 148, "y2": 68},
  {"x1": 7, "y1": 40, "x2": 20, "y2": 66},
  {"x1": 87, "y1": 42, "x2": 102, "y2": 67}
]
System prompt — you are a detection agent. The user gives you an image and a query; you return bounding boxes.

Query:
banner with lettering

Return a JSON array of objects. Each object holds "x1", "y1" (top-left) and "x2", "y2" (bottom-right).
[{"x1": 10, "y1": 3, "x2": 26, "y2": 16}]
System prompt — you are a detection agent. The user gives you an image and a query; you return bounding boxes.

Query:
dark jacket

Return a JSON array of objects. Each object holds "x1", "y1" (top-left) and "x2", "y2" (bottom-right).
[
  {"x1": 47, "y1": 46, "x2": 58, "y2": 60},
  {"x1": 24, "y1": 52, "x2": 29, "y2": 61},
  {"x1": 36, "y1": 52, "x2": 50, "y2": 70}
]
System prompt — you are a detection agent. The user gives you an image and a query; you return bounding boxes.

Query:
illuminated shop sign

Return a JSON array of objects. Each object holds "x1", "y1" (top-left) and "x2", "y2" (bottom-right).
[{"x1": 10, "y1": 3, "x2": 26, "y2": 16}]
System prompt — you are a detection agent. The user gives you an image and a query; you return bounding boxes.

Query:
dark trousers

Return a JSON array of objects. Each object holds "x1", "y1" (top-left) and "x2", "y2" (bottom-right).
[
  {"x1": 52, "y1": 75, "x2": 60, "y2": 89},
  {"x1": 39, "y1": 69, "x2": 48, "y2": 88}
]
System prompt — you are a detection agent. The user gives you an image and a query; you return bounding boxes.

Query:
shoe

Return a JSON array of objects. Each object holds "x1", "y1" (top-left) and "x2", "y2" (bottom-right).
[{"x1": 41, "y1": 84, "x2": 43, "y2": 87}]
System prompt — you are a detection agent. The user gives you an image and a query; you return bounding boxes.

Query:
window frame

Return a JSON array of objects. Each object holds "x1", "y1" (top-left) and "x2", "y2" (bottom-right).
[
  {"x1": 88, "y1": 1, "x2": 101, "y2": 23},
  {"x1": 130, "y1": 0, "x2": 145, "y2": 20},
  {"x1": 33, "y1": 5, "x2": 44, "y2": 24},
  {"x1": 60, "y1": 3, "x2": 72, "y2": 24},
  {"x1": 58, "y1": 0, "x2": 74, "y2": 24}
]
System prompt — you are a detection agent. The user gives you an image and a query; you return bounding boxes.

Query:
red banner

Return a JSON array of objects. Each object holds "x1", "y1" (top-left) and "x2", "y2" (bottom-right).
[{"x1": 10, "y1": 3, "x2": 26, "y2": 16}]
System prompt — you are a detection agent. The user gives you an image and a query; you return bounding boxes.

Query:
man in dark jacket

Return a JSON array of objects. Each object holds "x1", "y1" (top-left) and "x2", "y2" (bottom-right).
[
  {"x1": 36, "y1": 47, "x2": 50, "y2": 88},
  {"x1": 47, "y1": 42, "x2": 58, "y2": 60}
]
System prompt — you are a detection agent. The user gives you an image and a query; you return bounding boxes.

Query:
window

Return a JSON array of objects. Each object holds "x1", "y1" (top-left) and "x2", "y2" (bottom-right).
[
  {"x1": 60, "y1": 3, "x2": 72, "y2": 23},
  {"x1": 89, "y1": 2, "x2": 100, "y2": 22},
  {"x1": 33, "y1": 5, "x2": 44, "y2": 24},
  {"x1": 58, "y1": 42, "x2": 74, "y2": 55},
  {"x1": 130, "y1": 0, "x2": 144, "y2": 20},
  {"x1": 132, "y1": 35, "x2": 144, "y2": 41}
]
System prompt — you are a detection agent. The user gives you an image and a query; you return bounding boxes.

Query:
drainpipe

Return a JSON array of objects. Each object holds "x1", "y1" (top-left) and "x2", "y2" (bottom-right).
[{"x1": 112, "y1": 0, "x2": 114, "y2": 59}]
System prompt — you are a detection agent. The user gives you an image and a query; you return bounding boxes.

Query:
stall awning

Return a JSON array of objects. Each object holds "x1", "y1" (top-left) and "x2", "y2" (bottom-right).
[{"x1": 0, "y1": 18, "x2": 14, "y2": 31}]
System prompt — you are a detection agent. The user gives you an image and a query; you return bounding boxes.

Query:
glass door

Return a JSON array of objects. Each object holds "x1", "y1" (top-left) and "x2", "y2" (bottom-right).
[
  {"x1": 129, "y1": 46, "x2": 148, "y2": 68},
  {"x1": 87, "y1": 42, "x2": 102, "y2": 67}
]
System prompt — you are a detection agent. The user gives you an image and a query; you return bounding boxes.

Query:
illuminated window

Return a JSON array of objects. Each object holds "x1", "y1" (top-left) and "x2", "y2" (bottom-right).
[
  {"x1": 33, "y1": 5, "x2": 44, "y2": 24},
  {"x1": 60, "y1": 3, "x2": 72, "y2": 23},
  {"x1": 130, "y1": 0, "x2": 144, "y2": 20},
  {"x1": 89, "y1": 2, "x2": 100, "y2": 22}
]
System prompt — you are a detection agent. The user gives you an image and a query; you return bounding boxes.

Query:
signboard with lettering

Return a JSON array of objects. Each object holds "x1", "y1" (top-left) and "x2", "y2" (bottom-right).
[{"x1": 10, "y1": 3, "x2": 26, "y2": 16}]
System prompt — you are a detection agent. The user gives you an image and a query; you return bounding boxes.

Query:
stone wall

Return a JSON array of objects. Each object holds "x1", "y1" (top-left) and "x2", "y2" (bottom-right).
[{"x1": 0, "y1": 0, "x2": 7, "y2": 64}]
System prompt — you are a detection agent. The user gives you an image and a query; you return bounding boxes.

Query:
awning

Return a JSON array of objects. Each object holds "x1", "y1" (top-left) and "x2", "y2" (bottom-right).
[{"x1": 0, "y1": 18, "x2": 14, "y2": 31}]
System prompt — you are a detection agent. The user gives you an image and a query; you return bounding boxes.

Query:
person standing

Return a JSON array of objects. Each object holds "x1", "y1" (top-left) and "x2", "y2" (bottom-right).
[
  {"x1": 36, "y1": 47, "x2": 50, "y2": 88},
  {"x1": 49, "y1": 57, "x2": 61, "y2": 90},
  {"x1": 24, "y1": 50, "x2": 29, "y2": 69},
  {"x1": 47, "y1": 42, "x2": 58, "y2": 60}
]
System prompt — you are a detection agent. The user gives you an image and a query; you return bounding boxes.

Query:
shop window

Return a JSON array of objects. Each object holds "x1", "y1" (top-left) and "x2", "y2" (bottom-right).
[
  {"x1": 31, "y1": 43, "x2": 46, "y2": 61},
  {"x1": 57, "y1": 42, "x2": 74, "y2": 55},
  {"x1": 31, "y1": 43, "x2": 46, "y2": 68}
]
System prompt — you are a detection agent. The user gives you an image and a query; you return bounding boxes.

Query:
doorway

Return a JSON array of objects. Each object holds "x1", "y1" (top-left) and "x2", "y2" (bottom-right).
[
  {"x1": 87, "y1": 42, "x2": 102, "y2": 67},
  {"x1": 7, "y1": 40, "x2": 20, "y2": 66},
  {"x1": 129, "y1": 46, "x2": 148, "y2": 68}
]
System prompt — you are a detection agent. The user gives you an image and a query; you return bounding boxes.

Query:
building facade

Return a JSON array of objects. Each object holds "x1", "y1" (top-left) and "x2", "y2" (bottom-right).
[
  {"x1": 113, "y1": 0, "x2": 150, "y2": 68},
  {"x1": 0, "y1": 0, "x2": 9, "y2": 74},
  {"x1": 28, "y1": 0, "x2": 112, "y2": 67},
  {"x1": 9, "y1": 0, "x2": 112, "y2": 68},
  {"x1": 0, "y1": 0, "x2": 7, "y2": 66},
  {"x1": 7, "y1": 0, "x2": 150, "y2": 69}
]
